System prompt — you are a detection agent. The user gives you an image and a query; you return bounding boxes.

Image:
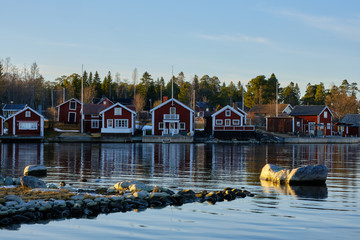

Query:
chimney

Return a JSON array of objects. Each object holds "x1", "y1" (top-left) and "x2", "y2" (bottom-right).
[{"x1": 163, "y1": 96, "x2": 168, "y2": 102}]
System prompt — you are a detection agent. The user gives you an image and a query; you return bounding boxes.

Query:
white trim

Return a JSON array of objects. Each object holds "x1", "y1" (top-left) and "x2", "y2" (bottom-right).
[
  {"x1": 69, "y1": 101, "x2": 77, "y2": 110},
  {"x1": 180, "y1": 122, "x2": 186, "y2": 130},
  {"x1": 114, "y1": 107, "x2": 122, "y2": 115},
  {"x1": 225, "y1": 119, "x2": 231, "y2": 126},
  {"x1": 101, "y1": 128, "x2": 132, "y2": 133},
  {"x1": 91, "y1": 120, "x2": 99, "y2": 128},
  {"x1": 115, "y1": 119, "x2": 128, "y2": 128},
  {"x1": 150, "y1": 98, "x2": 195, "y2": 114},
  {"x1": 56, "y1": 98, "x2": 81, "y2": 108},
  {"x1": 233, "y1": 119, "x2": 240, "y2": 125},
  {"x1": 225, "y1": 110, "x2": 231, "y2": 116},
  {"x1": 107, "y1": 119, "x2": 113, "y2": 128},
  {"x1": 212, "y1": 105, "x2": 245, "y2": 118},
  {"x1": 25, "y1": 111, "x2": 31, "y2": 117},
  {"x1": 215, "y1": 119, "x2": 223, "y2": 125},
  {"x1": 99, "y1": 102, "x2": 136, "y2": 115},
  {"x1": 19, "y1": 121, "x2": 37, "y2": 130}
]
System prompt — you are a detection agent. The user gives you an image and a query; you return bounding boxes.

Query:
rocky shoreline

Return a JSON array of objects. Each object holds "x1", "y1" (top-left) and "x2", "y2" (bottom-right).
[{"x1": 0, "y1": 174, "x2": 254, "y2": 230}]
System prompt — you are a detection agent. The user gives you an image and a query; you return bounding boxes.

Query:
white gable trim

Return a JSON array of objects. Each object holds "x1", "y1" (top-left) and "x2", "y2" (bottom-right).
[
  {"x1": 56, "y1": 98, "x2": 82, "y2": 109},
  {"x1": 319, "y1": 106, "x2": 334, "y2": 118},
  {"x1": 150, "y1": 98, "x2": 195, "y2": 114},
  {"x1": 5, "y1": 106, "x2": 44, "y2": 121},
  {"x1": 99, "y1": 102, "x2": 136, "y2": 116},
  {"x1": 211, "y1": 105, "x2": 245, "y2": 118}
]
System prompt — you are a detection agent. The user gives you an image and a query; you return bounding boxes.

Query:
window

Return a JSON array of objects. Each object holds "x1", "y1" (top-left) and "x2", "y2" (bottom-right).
[
  {"x1": 233, "y1": 119, "x2": 240, "y2": 125},
  {"x1": 91, "y1": 120, "x2": 99, "y2": 128},
  {"x1": 114, "y1": 108, "x2": 122, "y2": 115},
  {"x1": 69, "y1": 101, "x2": 76, "y2": 110},
  {"x1": 225, "y1": 110, "x2": 231, "y2": 116},
  {"x1": 25, "y1": 111, "x2": 31, "y2": 117},
  {"x1": 180, "y1": 122, "x2": 186, "y2": 130},
  {"x1": 324, "y1": 111, "x2": 328, "y2": 119},
  {"x1": 296, "y1": 121, "x2": 301, "y2": 127},
  {"x1": 103, "y1": 101, "x2": 107, "y2": 105},
  {"x1": 159, "y1": 122, "x2": 164, "y2": 130},
  {"x1": 170, "y1": 107, "x2": 176, "y2": 115},
  {"x1": 225, "y1": 119, "x2": 231, "y2": 126},
  {"x1": 215, "y1": 119, "x2": 223, "y2": 125},
  {"x1": 327, "y1": 123, "x2": 331, "y2": 130},
  {"x1": 19, "y1": 122, "x2": 37, "y2": 130},
  {"x1": 107, "y1": 119, "x2": 113, "y2": 128},
  {"x1": 115, "y1": 119, "x2": 128, "y2": 128},
  {"x1": 91, "y1": 114, "x2": 98, "y2": 118}
]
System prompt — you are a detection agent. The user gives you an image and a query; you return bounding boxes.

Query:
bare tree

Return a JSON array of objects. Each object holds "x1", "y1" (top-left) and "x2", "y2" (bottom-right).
[{"x1": 132, "y1": 68, "x2": 137, "y2": 98}]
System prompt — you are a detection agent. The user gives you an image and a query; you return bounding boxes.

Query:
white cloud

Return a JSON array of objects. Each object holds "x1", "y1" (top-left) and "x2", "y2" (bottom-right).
[
  {"x1": 197, "y1": 33, "x2": 269, "y2": 44},
  {"x1": 275, "y1": 9, "x2": 360, "y2": 41}
]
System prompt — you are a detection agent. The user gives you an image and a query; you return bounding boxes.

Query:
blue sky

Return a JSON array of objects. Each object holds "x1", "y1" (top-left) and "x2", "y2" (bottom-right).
[{"x1": 1, "y1": 0, "x2": 359, "y2": 96}]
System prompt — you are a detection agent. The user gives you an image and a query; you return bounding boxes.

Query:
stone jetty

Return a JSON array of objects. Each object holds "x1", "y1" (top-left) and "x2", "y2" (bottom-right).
[{"x1": 0, "y1": 175, "x2": 254, "y2": 229}]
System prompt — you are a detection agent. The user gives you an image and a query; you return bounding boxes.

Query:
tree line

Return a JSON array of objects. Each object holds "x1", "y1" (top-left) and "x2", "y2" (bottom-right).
[{"x1": 1, "y1": 58, "x2": 359, "y2": 121}]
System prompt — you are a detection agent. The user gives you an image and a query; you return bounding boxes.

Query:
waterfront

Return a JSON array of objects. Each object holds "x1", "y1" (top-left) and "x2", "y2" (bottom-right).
[{"x1": 0, "y1": 143, "x2": 359, "y2": 239}]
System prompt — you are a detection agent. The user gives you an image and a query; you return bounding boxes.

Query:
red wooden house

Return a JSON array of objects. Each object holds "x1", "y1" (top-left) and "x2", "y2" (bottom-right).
[
  {"x1": 5, "y1": 106, "x2": 44, "y2": 137},
  {"x1": 82, "y1": 104, "x2": 108, "y2": 133},
  {"x1": 211, "y1": 105, "x2": 255, "y2": 139},
  {"x1": 336, "y1": 114, "x2": 360, "y2": 137},
  {"x1": 290, "y1": 105, "x2": 333, "y2": 136},
  {"x1": 99, "y1": 102, "x2": 136, "y2": 136},
  {"x1": 150, "y1": 98, "x2": 195, "y2": 136},
  {"x1": 56, "y1": 98, "x2": 82, "y2": 124},
  {"x1": 0, "y1": 115, "x2": 4, "y2": 136}
]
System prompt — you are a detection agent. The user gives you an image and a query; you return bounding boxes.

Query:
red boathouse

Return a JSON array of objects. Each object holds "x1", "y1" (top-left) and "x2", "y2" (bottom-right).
[{"x1": 56, "y1": 98, "x2": 82, "y2": 124}]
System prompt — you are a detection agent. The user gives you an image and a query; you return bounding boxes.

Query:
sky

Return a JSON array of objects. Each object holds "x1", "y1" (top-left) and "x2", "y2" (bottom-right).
[{"x1": 1, "y1": 0, "x2": 359, "y2": 96}]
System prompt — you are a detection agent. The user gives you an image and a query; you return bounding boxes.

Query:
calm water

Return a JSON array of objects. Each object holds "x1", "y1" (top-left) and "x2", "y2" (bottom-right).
[{"x1": 0, "y1": 143, "x2": 359, "y2": 239}]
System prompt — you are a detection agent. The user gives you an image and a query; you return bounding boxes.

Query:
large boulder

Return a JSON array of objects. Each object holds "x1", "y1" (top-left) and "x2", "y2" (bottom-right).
[
  {"x1": 24, "y1": 165, "x2": 47, "y2": 176},
  {"x1": 260, "y1": 164, "x2": 328, "y2": 185},
  {"x1": 20, "y1": 176, "x2": 47, "y2": 188}
]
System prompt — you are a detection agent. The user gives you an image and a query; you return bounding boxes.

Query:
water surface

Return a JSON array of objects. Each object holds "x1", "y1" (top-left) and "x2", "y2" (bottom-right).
[{"x1": 0, "y1": 143, "x2": 359, "y2": 239}]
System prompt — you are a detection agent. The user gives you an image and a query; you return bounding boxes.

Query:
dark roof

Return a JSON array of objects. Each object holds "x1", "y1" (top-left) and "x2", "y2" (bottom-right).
[
  {"x1": 341, "y1": 114, "x2": 360, "y2": 126},
  {"x1": 3, "y1": 104, "x2": 27, "y2": 111},
  {"x1": 196, "y1": 102, "x2": 212, "y2": 108},
  {"x1": 249, "y1": 104, "x2": 291, "y2": 115},
  {"x1": 83, "y1": 104, "x2": 108, "y2": 115},
  {"x1": 290, "y1": 105, "x2": 327, "y2": 116}
]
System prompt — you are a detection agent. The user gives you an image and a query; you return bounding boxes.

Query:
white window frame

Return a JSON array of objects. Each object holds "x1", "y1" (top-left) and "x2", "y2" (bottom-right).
[
  {"x1": 69, "y1": 101, "x2": 76, "y2": 110},
  {"x1": 107, "y1": 119, "x2": 113, "y2": 128},
  {"x1": 115, "y1": 119, "x2": 128, "y2": 128},
  {"x1": 91, "y1": 114, "x2": 98, "y2": 118},
  {"x1": 180, "y1": 122, "x2": 186, "y2": 130},
  {"x1": 19, "y1": 121, "x2": 37, "y2": 130},
  {"x1": 159, "y1": 122, "x2": 164, "y2": 130},
  {"x1": 114, "y1": 108, "x2": 122, "y2": 115},
  {"x1": 233, "y1": 119, "x2": 240, "y2": 125},
  {"x1": 25, "y1": 111, "x2": 31, "y2": 117},
  {"x1": 296, "y1": 121, "x2": 301, "y2": 127},
  {"x1": 103, "y1": 101, "x2": 107, "y2": 105},
  {"x1": 225, "y1": 119, "x2": 231, "y2": 126},
  {"x1": 225, "y1": 110, "x2": 231, "y2": 117},
  {"x1": 215, "y1": 119, "x2": 223, "y2": 125},
  {"x1": 170, "y1": 107, "x2": 176, "y2": 115},
  {"x1": 327, "y1": 123, "x2": 331, "y2": 130},
  {"x1": 68, "y1": 112, "x2": 76, "y2": 122},
  {"x1": 91, "y1": 120, "x2": 99, "y2": 128},
  {"x1": 324, "y1": 111, "x2": 328, "y2": 119}
]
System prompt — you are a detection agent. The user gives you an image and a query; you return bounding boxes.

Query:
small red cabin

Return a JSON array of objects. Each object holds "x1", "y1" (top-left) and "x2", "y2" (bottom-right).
[
  {"x1": 99, "y1": 103, "x2": 136, "y2": 136},
  {"x1": 96, "y1": 97, "x2": 114, "y2": 107},
  {"x1": 0, "y1": 115, "x2": 4, "y2": 135},
  {"x1": 290, "y1": 105, "x2": 333, "y2": 136},
  {"x1": 56, "y1": 98, "x2": 82, "y2": 124},
  {"x1": 5, "y1": 106, "x2": 44, "y2": 137},
  {"x1": 150, "y1": 98, "x2": 195, "y2": 136},
  {"x1": 211, "y1": 105, "x2": 255, "y2": 139}
]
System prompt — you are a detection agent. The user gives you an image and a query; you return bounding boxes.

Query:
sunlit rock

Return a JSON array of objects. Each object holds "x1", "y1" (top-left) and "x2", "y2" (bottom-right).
[
  {"x1": 24, "y1": 165, "x2": 47, "y2": 177},
  {"x1": 20, "y1": 176, "x2": 47, "y2": 188},
  {"x1": 260, "y1": 164, "x2": 327, "y2": 185}
]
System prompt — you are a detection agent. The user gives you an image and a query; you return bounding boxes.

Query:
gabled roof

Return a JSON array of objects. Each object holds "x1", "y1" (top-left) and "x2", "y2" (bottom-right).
[
  {"x1": 82, "y1": 104, "x2": 108, "y2": 115},
  {"x1": 2, "y1": 104, "x2": 27, "y2": 111},
  {"x1": 290, "y1": 105, "x2": 333, "y2": 117},
  {"x1": 211, "y1": 105, "x2": 245, "y2": 118},
  {"x1": 5, "y1": 106, "x2": 44, "y2": 121},
  {"x1": 96, "y1": 97, "x2": 114, "y2": 105},
  {"x1": 340, "y1": 114, "x2": 360, "y2": 126},
  {"x1": 56, "y1": 98, "x2": 82, "y2": 108},
  {"x1": 150, "y1": 98, "x2": 195, "y2": 113},
  {"x1": 99, "y1": 102, "x2": 136, "y2": 115},
  {"x1": 249, "y1": 104, "x2": 292, "y2": 115},
  {"x1": 236, "y1": 107, "x2": 248, "y2": 116},
  {"x1": 0, "y1": 115, "x2": 5, "y2": 120}
]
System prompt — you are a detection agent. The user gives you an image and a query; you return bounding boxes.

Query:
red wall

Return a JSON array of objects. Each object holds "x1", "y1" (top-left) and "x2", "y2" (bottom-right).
[
  {"x1": 58, "y1": 101, "x2": 81, "y2": 123},
  {"x1": 84, "y1": 114, "x2": 102, "y2": 133},
  {"x1": 103, "y1": 107, "x2": 133, "y2": 128},
  {"x1": 213, "y1": 109, "x2": 243, "y2": 131},
  {"x1": 293, "y1": 108, "x2": 332, "y2": 135},
  {"x1": 153, "y1": 101, "x2": 192, "y2": 135},
  {"x1": 0, "y1": 118, "x2": 3, "y2": 135},
  {"x1": 7, "y1": 109, "x2": 41, "y2": 136}
]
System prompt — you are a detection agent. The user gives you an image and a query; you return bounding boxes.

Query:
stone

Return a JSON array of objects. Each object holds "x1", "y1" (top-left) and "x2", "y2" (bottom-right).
[
  {"x1": 5, "y1": 195, "x2": 24, "y2": 205},
  {"x1": 114, "y1": 180, "x2": 143, "y2": 190},
  {"x1": 20, "y1": 176, "x2": 47, "y2": 188},
  {"x1": 24, "y1": 165, "x2": 47, "y2": 176},
  {"x1": 133, "y1": 190, "x2": 150, "y2": 199},
  {"x1": 260, "y1": 164, "x2": 328, "y2": 184},
  {"x1": 4, "y1": 176, "x2": 13, "y2": 186},
  {"x1": 129, "y1": 183, "x2": 154, "y2": 192}
]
